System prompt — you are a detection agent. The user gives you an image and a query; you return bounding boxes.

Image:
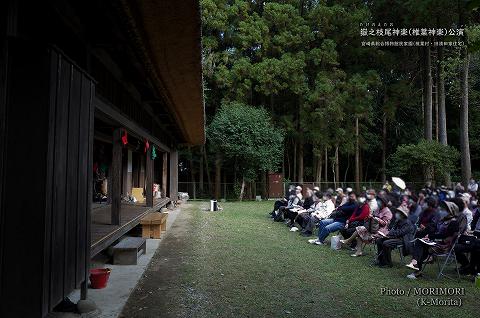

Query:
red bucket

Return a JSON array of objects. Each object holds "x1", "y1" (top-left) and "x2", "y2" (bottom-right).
[{"x1": 89, "y1": 268, "x2": 111, "y2": 289}]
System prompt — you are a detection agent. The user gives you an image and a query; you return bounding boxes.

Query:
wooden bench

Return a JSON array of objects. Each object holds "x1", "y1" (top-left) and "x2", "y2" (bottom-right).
[
  {"x1": 112, "y1": 237, "x2": 146, "y2": 265},
  {"x1": 140, "y1": 212, "x2": 168, "y2": 239}
]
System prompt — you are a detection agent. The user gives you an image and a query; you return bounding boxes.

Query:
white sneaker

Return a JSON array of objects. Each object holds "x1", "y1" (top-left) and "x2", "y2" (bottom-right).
[
  {"x1": 308, "y1": 239, "x2": 319, "y2": 244},
  {"x1": 406, "y1": 273, "x2": 417, "y2": 280},
  {"x1": 314, "y1": 241, "x2": 324, "y2": 245},
  {"x1": 290, "y1": 227, "x2": 299, "y2": 232}
]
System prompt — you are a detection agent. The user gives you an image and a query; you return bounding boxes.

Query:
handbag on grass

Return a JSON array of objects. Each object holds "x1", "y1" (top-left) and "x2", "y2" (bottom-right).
[{"x1": 331, "y1": 235, "x2": 342, "y2": 250}]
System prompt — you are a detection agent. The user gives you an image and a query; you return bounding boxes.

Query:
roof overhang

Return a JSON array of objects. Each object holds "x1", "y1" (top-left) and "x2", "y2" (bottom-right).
[{"x1": 119, "y1": 0, "x2": 205, "y2": 145}]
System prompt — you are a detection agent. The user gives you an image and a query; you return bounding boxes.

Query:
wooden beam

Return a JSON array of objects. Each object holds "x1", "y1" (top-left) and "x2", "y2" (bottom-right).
[
  {"x1": 94, "y1": 96, "x2": 170, "y2": 152},
  {"x1": 111, "y1": 128, "x2": 122, "y2": 225},
  {"x1": 145, "y1": 148, "x2": 153, "y2": 207},
  {"x1": 169, "y1": 149, "x2": 178, "y2": 200}
]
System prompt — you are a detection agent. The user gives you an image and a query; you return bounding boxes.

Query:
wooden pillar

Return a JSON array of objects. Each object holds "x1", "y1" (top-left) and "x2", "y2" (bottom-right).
[
  {"x1": 145, "y1": 147, "x2": 153, "y2": 207},
  {"x1": 162, "y1": 152, "x2": 168, "y2": 198},
  {"x1": 169, "y1": 149, "x2": 178, "y2": 200},
  {"x1": 111, "y1": 128, "x2": 122, "y2": 225},
  {"x1": 139, "y1": 155, "x2": 145, "y2": 188}
]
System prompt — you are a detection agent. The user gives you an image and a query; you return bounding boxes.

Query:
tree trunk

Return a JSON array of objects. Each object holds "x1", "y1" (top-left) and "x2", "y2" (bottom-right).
[
  {"x1": 214, "y1": 153, "x2": 221, "y2": 199},
  {"x1": 298, "y1": 138, "x2": 304, "y2": 184},
  {"x1": 239, "y1": 177, "x2": 246, "y2": 201},
  {"x1": 262, "y1": 171, "x2": 267, "y2": 199},
  {"x1": 344, "y1": 154, "x2": 350, "y2": 186},
  {"x1": 293, "y1": 139, "x2": 297, "y2": 182},
  {"x1": 223, "y1": 168, "x2": 227, "y2": 200},
  {"x1": 437, "y1": 46, "x2": 450, "y2": 186},
  {"x1": 286, "y1": 141, "x2": 291, "y2": 180},
  {"x1": 355, "y1": 117, "x2": 360, "y2": 193},
  {"x1": 334, "y1": 145, "x2": 340, "y2": 189},
  {"x1": 381, "y1": 112, "x2": 387, "y2": 183},
  {"x1": 199, "y1": 146, "x2": 204, "y2": 193},
  {"x1": 324, "y1": 146, "x2": 328, "y2": 186},
  {"x1": 315, "y1": 154, "x2": 323, "y2": 185},
  {"x1": 203, "y1": 145, "x2": 212, "y2": 195},
  {"x1": 424, "y1": 46, "x2": 433, "y2": 141},
  {"x1": 460, "y1": 52, "x2": 471, "y2": 187}
]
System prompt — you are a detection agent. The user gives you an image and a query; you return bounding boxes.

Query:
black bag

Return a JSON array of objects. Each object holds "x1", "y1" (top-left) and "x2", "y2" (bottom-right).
[
  {"x1": 364, "y1": 217, "x2": 380, "y2": 234},
  {"x1": 349, "y1": 220, "x2": 364, "y2": 228},
  {"x1": 458, "y1": 234, "x2": 478, "y2": 245}
]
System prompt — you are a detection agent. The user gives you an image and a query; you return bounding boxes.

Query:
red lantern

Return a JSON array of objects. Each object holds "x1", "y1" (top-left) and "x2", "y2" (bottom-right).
[
  {"x1": 121, "y1": 129, "x2": 128, "y2": 145},
  {"x1": 144, "y1": 139, "x2": 150, "y2": 153}
]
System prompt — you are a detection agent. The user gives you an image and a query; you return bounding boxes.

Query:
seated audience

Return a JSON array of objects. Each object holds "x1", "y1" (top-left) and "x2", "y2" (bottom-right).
[
  {"x1": 308, "y1": 192, "x2": 358, "y2": 245},
  {"x1": 300, "y1": 193, "x2": 335, "y2": 237},
  {"x1": 284, "y1": 188, "x2": 313, "y2": 226},
  {"x1": 416, "y1": 197, "x2": 436, "y2": 230},
  {"x1": 335, "y1": 188, "x2": 347, "y2": 207},
  {"x1": 271, "y1": 184, "x2": 295, "y2": 217},
  {"x1": 405, "y1": 201, "x2": 461, "y2": 279},
  {"x1": 460, "y1": 193, "x2": 473, "y2": 231},
  {"x1": 366, "y1": 189, "x2": 379, "y2": 214},
  {"x1": 375, "y1": 205, "x2": 415, "y2": 268},
  {"x1": 341, "y1": 195, "x2": 392, "y2": 257},
  {"x1": 455, "y1": 208, "x2": 480, "y2": 275},
  {"x1": 274, "y1": 186, "x2": 303, "y2": 222},
  {"x1": 339, "y1": 194, "x2": 370, "y2": 243}
]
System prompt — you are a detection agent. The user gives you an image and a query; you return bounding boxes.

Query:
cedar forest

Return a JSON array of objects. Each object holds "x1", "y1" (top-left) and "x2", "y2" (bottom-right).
[{"x1": 179, "y1": 0, "x2": 480, "y2": 200}]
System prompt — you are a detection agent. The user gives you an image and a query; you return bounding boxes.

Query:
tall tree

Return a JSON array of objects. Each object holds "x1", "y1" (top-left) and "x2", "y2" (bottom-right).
[{"x1": 424, "y1": 47, "x2": 433, "y2": 141}]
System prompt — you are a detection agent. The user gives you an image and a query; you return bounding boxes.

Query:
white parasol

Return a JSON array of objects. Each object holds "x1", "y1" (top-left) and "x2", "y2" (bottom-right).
[{"x1": 391, "y1": 177, "x2": 406, "y2": 190}]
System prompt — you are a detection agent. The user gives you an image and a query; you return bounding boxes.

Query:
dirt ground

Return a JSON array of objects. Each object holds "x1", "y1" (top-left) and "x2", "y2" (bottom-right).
[{"x1": 120, "y1": 204, "x2": 196, "y2": 318}]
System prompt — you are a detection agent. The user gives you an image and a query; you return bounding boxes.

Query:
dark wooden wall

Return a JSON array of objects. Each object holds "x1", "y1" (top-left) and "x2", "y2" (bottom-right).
[
  {"x1": 0, "y1": 38, "x2": 94, "y2": 318},
  {"x1": 0, "y1": 2, "x2": 8, "y2": 310}
]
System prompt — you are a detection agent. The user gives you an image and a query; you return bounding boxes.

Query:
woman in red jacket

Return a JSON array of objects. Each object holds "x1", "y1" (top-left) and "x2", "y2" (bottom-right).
[{"x1": 339, "y1": 195, "x2": 371, "y2": 246}]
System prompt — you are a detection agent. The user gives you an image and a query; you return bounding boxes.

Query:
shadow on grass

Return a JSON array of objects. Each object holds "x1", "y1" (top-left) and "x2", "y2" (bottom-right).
[{"x1": 122, "y1": 201, "x2": 479, "y2": 318}]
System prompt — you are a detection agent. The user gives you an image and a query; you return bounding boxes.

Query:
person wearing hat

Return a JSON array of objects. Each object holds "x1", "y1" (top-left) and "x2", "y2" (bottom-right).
[
  {"x1": 335, "y1": 188, "x2": 347, "y2": 207},
  {"x1": 340, "y1": 195, "x2": 393, "y2": 256},
  {"x1": 406, "y1": 201, "x2": 461, "y2": 279},
  {"x1": 375, "y1": 205, "x2": 415, "y2": 268},
  {"x1": 273, "y1": 186, "x2": 303, "y2": 222}
]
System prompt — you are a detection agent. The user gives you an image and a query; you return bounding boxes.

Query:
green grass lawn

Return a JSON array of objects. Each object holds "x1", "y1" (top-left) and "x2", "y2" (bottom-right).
[{"x1": 130, "y1": 201, "x2": 479, "y2": 318}]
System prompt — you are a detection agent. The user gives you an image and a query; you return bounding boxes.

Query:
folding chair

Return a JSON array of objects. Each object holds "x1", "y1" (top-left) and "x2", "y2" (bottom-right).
[
  {"x1": 423, "y1": 235, "x2": 461, "y2": 279},
  {"x1": 396, "y1": 244, "x2": 406, "y2": 264},
  {"x1": 396, "y1": 227, "x2": 417, "y2": 264}
]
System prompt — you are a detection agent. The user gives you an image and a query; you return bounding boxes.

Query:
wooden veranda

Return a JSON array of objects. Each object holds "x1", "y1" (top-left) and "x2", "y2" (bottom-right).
[{"x1": 91, "y1": 198, "x2": 170, "y2": 257}]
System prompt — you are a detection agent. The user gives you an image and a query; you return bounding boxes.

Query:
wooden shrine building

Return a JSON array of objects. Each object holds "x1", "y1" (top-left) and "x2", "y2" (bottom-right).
[{"x1": 0, "y1": 1, "x2": 204, "y2": 317}]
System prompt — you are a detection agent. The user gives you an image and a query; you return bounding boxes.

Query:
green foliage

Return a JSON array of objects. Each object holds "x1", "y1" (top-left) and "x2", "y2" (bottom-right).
[
  {"x1": 207, "y1": 102, "x2": 284, "y2": 180},
  {"x1": 199, "y1": 0, "x2": 480, "y2": 184},
  {"x1": 388, "y1": 140, "x2": 460, "y2": 182}
]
